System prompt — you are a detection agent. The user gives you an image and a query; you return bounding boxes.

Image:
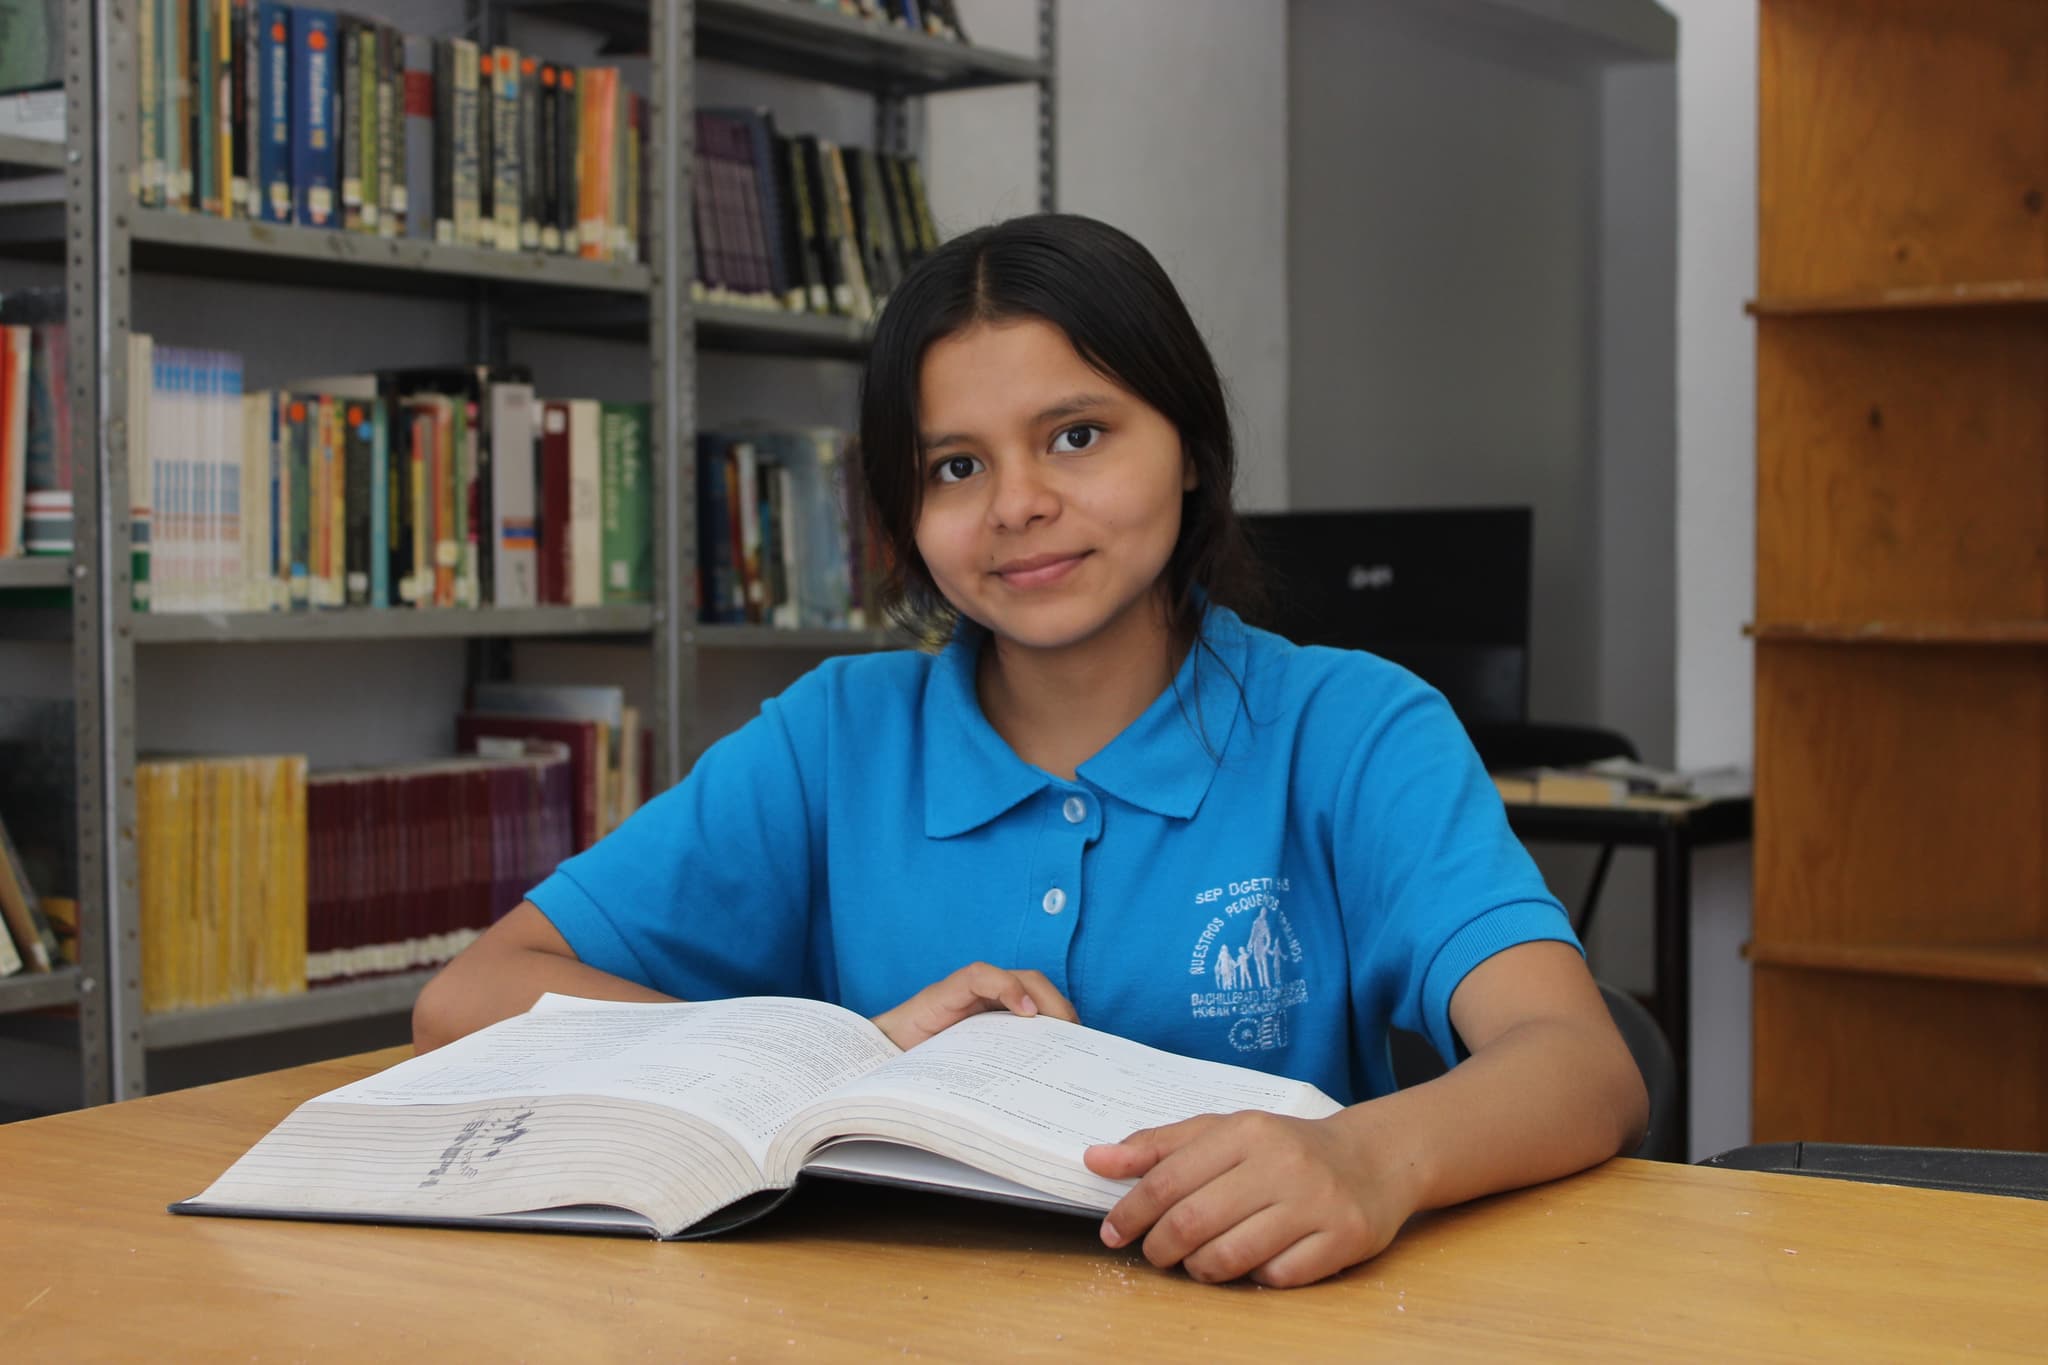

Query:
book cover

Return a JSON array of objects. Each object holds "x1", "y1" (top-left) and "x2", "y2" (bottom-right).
[
  {"x1": 254, "y1": 0, "x2": 290, "y2": 222},
  {"x1": 537, "y1": 62, "x2": 560, "y2": 252},
  {"x1": 289, "y1": 7, "x2": 336, "y2": 228},
  {"x1": 565, "y1": 398, "x2": 602, "y2": 607},
  {"x1": 489, "y1": 45, "x2": 520, "y2": 253},
  {"x1": 174, "y1": 998, "x2": 1340, "y2": 1240},
  {"x1": 449, "y1": 38, "x2": 479, "y2": 247},
  {"x1": 486, "y1": 380, "x2": 536, "y2": 608},
  {"x1": 517, "y1": 53, "x2": 541, "y2": 250},
  {"x1": 400, "y1": 32, "x2": 433, "y2": 240},
  {"x1": 575, "y1": 67, "x2": 616, "y2": 262},
  {"x1": 336, "y1": 14, "x2": 361, "y2": 229},
  {"x1": 536, "y1": 399, "x2": 569, "y2": 605},
  {"x1": 598, "y1": 401, "x2": 650, "y2": 604},
  {"x1": 375, "y1": 22, "x2": 398, "y2": 236}
]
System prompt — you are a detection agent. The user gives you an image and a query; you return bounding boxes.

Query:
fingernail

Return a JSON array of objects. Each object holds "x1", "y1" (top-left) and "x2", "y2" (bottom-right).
[
  {"x1": 1017, "y1": 997, "x2": 1038, "y2": 1016},
  {"x1": 1099, "y1": 1218, "x2": 1122, "y2": 1248}
]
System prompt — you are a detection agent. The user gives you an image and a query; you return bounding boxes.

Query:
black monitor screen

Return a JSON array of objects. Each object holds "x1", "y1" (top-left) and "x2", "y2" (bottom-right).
[{"x1": 1238, "y1": 507, "x2": 1532, "y2": 728}]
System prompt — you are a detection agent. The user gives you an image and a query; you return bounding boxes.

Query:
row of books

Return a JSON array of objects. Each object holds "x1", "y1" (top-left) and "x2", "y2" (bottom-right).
[
  {"x1": 128, "y1": 341, "x2": 652, "y2": 615},
  {"x1": 134, "y1": 681, "x2": 653, "y2": 1012},
  {"x1": 0, "y1": 287, "x2": 69, "y2": 559},
  {"x1": 800, "y1": 0, "x2": 973, "y2": 42},
  {"x1": 696, "y1": 426, "x2": 886, "y2": 629},
  {"x1": 138, "y1": 3, "x2": 648, "y2": 263},
  {"x1": 0, "y1": 809, "x2": 68, "y2": 979},
  {"x1": 695, "y1": 110, "x2": 940, "y2": 324}
]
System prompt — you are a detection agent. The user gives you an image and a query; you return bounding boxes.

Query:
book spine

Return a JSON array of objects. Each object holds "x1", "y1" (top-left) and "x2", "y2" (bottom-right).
[
  {"x1": 556, "y1": 67, "x2": 577, "y2": 254},
  {"x1": 450, "y1": 40, "x2": 479, "y2": 247},
  {"x1": 431, "y1": 37, "x2": 454, "y2": 242},
  {"x1": 488, "y1": 382, "x2": 537, "y2": 608},
  {"x1": 234, "y1": 0, "x2": 255, "y2": 216},
  {"x1": 290, "y1": 9, "x2": 336, "y2": 228},
  {"x1": 576, "y1": 68, "x2": 615, "y2": 261},
  {"x1": 518, "y1": 54, "x2": 541, "y2": 251},
  {"x1": 254, "y1": 2, "x2": 289, "y2": 222},
  {"x1": 369, "y1": 397, "x2": 388, "y2": 607},
  {"x1": 402, "y1": 33, "x2": 433, "y2": 240},
  {"x1": 138, "y1": 0, "x2": 163, "y2": 207},
  {"x1": 476, "y1": 51, "x2": 494, "y2": 247},
  {"x1": 285, "y1": 395, "x2": 309, "y2": 607},
  {"x1": 337, "y1": 15, "x2": 360, "y2": 229},
  {"x1": 221, "y1": 0, "x2": 241, "y2": 217},
  {"x1": 537, "y1": 400, "x2": 568, "y2": 605},
  {"x1": 128, "y1": 333, "x2": 153, "y2": 611},
  {"x1": 537, "y1": 64, "x2": 560, "y2": 252},
  {"x1": 600, "y1": 402, "x2": 651, "y2": 604},
  {"x1": 376, "y1": 24, "x2": 398, "y2": 236},
  {"x1": 567, "y1": 400, "x2": 601, "y2": 606},
  {"x1": 490, "y1": 46, "x2": 521, "y2": 253},
  {"x1": 194, "y1": 0, "x2": 216, "y2": 215}
]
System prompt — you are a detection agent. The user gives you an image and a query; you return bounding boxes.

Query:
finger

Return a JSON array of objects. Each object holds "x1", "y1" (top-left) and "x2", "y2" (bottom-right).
[
  {"x1": 1010, "y1": 970, "x2": 1079, "y2": 1023},
  {"x1": 1181, "y1": 1202, "x2": 1306, "y2": 1285},
  {"x1": 1133, "y1": 1160, "x2": 1282, "y2": 1273},
  {"x1": 1249, "y1": 1230, "x2": 1363, "y2": 1289},
  {"x1": 954, "y1": 963, "x2": 1041, "y2": 1018},
  {"x1": 1082, "y1": 1115, "x2": 1217, "y2": 1180},
  {"x1": 1095, "y1": 1119, "x2": 1245, "y2": 1251}
]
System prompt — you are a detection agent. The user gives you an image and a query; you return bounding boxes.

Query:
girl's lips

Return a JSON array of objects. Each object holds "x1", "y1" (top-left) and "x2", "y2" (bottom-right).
[{"x1": 994, "y1": 552, "x2": 1089, "y2": 589}]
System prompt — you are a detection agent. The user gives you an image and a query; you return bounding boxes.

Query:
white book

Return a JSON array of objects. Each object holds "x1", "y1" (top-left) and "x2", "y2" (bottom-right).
[
  {"x1": 488, "y1": 382, "x2": 537, "y2": 607},
  {"x1": 567, "y1": 398, "x2": 602, "y2": 607},
  {"x1": 174, "y1": 995, "x2": 1341, "y2": 1241},
  {"x1": 128, "y1": 333, "x2": 153, "y2": 611}
]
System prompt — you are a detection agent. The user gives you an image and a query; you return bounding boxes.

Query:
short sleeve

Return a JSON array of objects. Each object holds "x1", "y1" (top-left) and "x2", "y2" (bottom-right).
[
  {"x1": 1334, "y1": 680, "x2": 1578, "y2": 1071},
  {"x1": 525, "y1": 689, "x2": 825, "y2": 1002}
]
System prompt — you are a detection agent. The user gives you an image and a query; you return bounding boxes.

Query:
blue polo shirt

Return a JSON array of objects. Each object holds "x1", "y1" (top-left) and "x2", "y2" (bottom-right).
[{"x1": 527, "y1": 605, "x2": 1575, "y2": 1104}]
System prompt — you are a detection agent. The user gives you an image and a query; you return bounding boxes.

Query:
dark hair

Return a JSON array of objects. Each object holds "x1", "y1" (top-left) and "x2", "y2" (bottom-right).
[{"x1": 855, "y1": 212, "x2": 1264, "y2": 645}]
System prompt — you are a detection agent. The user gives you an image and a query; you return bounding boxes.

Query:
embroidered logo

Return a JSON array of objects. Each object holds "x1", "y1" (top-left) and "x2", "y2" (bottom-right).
[{"x1": 1186, "y1": 876, "x2": 1307, "y2": 1052}]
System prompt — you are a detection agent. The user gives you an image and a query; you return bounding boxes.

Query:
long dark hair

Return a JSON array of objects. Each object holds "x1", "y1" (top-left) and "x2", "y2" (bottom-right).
[{"x1": 856, "y1": 212, "x2": 1264, "y2": 645}]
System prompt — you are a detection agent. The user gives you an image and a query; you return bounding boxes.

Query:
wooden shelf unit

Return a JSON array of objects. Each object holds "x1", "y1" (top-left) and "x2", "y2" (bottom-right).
[{"x1": 1751, "y1": 0, "x2": 2048, "y2": 1151}]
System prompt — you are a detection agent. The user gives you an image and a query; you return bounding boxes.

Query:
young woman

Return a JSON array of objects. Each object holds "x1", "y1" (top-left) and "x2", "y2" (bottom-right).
[{"x1": 414, "y1": 213, "x2": 1648, "y2": 1287}]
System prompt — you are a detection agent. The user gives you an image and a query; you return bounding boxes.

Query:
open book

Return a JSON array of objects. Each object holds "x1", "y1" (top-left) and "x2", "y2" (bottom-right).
[{"x1": 173, "y1": 994, "x2": 1343, "y2": 1239}]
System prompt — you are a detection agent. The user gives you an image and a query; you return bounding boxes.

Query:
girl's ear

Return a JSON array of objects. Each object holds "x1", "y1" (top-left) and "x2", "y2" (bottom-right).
[{"x1": 1182, "y1": 449, "x2": 1199, "y2": 492}]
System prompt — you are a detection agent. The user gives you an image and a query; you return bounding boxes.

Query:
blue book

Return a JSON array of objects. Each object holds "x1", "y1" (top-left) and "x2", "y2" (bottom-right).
[
  {"x1": 290, "y1": 8, "x2": 337, "y2": 228},
  {"x1": 257, "y1": 2, "x2": 294, "y2": 223},
  {"x1": 370, "y1": 398, "x2": 389, "y2": 607}
]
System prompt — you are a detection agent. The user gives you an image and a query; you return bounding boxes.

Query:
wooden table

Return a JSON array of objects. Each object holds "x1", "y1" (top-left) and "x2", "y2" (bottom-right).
[{"x1": 4, "y1": 1047, "x2": 2044, "y2": 1362}]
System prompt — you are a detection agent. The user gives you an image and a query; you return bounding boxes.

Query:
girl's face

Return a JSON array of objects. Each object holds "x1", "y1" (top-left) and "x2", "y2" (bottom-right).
[{"x1": 913, "y1": 317, "x2": 1195, "y2": 660}]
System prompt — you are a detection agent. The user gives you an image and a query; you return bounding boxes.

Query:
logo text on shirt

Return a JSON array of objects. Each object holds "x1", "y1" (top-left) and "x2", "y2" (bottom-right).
[{"x1": 1186, "y1": 875, "x2": 1307, "y2": 1053}]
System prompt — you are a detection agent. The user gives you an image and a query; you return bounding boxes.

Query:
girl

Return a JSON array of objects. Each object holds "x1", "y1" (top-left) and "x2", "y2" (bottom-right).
[{"x1": 414, "y1": 213, "x2": 1648, "y2": 1287}]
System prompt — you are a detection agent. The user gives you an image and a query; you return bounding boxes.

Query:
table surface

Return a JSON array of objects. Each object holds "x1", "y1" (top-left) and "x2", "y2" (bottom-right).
[{"x1": 3, "y1": 1045, "x2": 2045, "y2": 1362}]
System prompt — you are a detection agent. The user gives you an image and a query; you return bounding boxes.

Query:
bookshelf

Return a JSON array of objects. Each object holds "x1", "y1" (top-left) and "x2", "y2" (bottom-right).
[
  {"x1": 0, "y1": 0, "x2": 106, "y2": 1107},
  {"x1": 5, "y1": 1, "x2": 1050, "y2": 1097},
  {"x1": 1750, "y1": 0, "x2": 2048, "y2": 1150}
]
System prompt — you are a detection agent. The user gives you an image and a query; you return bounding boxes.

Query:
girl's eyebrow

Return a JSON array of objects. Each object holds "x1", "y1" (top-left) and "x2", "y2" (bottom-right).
[{"x1": 919, "y1": 393, "x2": 1115, "y2": 451}]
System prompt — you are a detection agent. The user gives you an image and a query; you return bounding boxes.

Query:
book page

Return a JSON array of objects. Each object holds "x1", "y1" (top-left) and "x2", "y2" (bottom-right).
[
  {"x1": 323, "y1": 995, "x2": 899, "y2": 1165},
  {"x1": 772, "y1": 1013, "x2": 1342, "y2": 1199}
]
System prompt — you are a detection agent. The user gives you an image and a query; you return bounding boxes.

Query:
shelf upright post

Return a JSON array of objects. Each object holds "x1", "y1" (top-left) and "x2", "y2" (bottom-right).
[
  {"x1": 90, "y1": 0, "x2": 146, "y2": 1098},
  {"x1": 64, "y1": 0, "x2": 113, "y2": 1107},
  {"x1": 653, "y1": 0, "x2": 695, "y2": 789},
  {"x1": 1036, "y1": 0, "x2": 1056, "y2": 212}
]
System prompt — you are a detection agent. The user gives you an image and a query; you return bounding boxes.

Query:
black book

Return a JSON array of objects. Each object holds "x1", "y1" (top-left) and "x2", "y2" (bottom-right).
[
  {"x1": 477, "y1": 50, "x2": 494, "y2": 246},
  {"x1": 538, "y1": 64, "x2": 560, "y2": 251},
  {"x1": 793, "y1": 135, "x2": 843, "y2": 313},
  {"x1": 342, "y1": 397, "x2": 376, "y2": 607},
  {"x1": 519, "y1": 53, "x2": 542, "y2": 250},
  {"x1": 432, "y1": 37, "x2": 455, "y2": 242},
  {"x1": 555, "y1": 66, "x2": 577, "y2": 252},
  {"x1": 338, "y1": 15, "x2": 363, "y2": 229},
  {"x1": 772, "y1": 132, "x2": 821, "y2": 312}
]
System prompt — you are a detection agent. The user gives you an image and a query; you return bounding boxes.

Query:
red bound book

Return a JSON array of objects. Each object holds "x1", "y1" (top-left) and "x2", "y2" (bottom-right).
[
  {"x1": 456, "y1": 712, "x2": 603, "y2": 850},
  {"x1": 537, "y1": 400, "x2": 571, "y2": 604}
]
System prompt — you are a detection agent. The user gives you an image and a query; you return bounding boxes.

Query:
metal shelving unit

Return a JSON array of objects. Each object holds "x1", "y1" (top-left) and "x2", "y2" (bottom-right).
[
  {"x1": 0, "y1": 0, "x2": 109, "y2": 1110},
  {"x1": 0, "y1": 558, "x2": 72, "y2": 589},
  {"x1": 131, "y1": 605, "x2": 656, "y2": 645},
  {"x1": 142, "y1": 970, "x2": 440, "y2": 1050},
  {"x1": 0, "y1": 133, "x2": 65, "y2": 175},
  {"x1": 34, "y1": 0, "x2": 1050, "y2": 1099}
]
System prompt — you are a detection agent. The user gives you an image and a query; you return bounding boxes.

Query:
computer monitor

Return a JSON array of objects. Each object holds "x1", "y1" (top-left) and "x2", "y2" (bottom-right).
[{"x1": 1236, "y1": 507, "x2": 1532, "y2": 728}]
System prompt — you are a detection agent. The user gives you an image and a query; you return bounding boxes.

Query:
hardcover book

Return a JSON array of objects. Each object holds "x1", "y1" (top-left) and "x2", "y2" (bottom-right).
[{"x1": 173, "y1": 995, "x2": 1339, "y2": 1240}]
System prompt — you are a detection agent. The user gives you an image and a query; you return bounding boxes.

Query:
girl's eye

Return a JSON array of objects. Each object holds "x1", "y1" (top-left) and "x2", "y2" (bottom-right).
[
  {"x1": 931, "y1": 453, "x2": 983, "y2": 484},
  {"x1": 1051, "y1": 424, "x2": 1102, "y2": 454}
]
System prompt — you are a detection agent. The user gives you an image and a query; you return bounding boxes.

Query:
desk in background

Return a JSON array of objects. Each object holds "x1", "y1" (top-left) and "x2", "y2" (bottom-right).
[
  {"x1": 1500, "y1": 790, "x2": 1753, "y2": 1148},
  {"x1": 4, "y1": 1045, "x2": 2043, "y2": 1360}
]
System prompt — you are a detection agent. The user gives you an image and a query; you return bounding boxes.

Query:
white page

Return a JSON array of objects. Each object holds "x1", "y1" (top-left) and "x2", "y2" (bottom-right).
[
  {"x1": 321, "y1": 996, "x2": 900, "y2": 1166},
  {"x1": 821, "y1": 1013, "x2": 1342, "y2": 1163}
]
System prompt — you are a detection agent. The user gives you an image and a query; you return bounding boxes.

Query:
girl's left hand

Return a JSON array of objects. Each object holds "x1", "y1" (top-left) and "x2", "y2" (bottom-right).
[{"x1": 1082, "y1": 1110, "x2": 1418, "y2": 1287}]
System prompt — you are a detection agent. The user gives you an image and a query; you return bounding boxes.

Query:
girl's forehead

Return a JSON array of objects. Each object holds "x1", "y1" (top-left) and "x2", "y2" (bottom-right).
[{"x1": 918, "y1": 320, "x2": 1124, "y2": 424}]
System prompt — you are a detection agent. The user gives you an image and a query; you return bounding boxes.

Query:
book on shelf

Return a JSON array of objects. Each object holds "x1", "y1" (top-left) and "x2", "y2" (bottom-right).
[
  {"x1": 123, "y1": 345, "x2": 650, "y2": 615},
  {"x1": 174, "y1": 993, "x2": 1341, "y2": 1240},
  {"x1": 135, "y1": 743, "x2": 575, "y2": 1010},
  {"x1": 696, "y1": 425, "x2": 868, "y2": 629},
  {"x1": 137, "y1": 4, "x2": 649, "y2": 262},
  {"x1": 461, "y1": 680, "x2": 649, "y2": 843},
  {"x1": 0, "y1": 809, "x2": 60, "y2": 976}
]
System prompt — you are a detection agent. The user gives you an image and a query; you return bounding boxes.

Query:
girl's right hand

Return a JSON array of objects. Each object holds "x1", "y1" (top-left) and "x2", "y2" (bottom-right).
[{"x1": 871, "y1": 962, "x2": 1078, "y2": 1050}]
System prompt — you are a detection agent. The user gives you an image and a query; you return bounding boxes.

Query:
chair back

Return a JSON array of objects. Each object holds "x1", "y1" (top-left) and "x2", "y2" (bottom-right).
[{"x1": 1389, "y1": 980, "x2": 1682, "y2": 1162}]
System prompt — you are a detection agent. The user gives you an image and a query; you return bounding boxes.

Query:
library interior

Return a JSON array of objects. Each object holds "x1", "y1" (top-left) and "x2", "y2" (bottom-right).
[{"x1": 0, "y1": 0, "x2": 2043, "y2": 1355}]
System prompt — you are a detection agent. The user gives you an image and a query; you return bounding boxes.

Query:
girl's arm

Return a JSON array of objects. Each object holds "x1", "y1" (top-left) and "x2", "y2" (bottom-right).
[
  {"x1": 411, "y1": 901, "x2": 675, "y2": 1052},
  {"x1": 1084, "y1": 940, "x2": 1647, "y2": 1287}
]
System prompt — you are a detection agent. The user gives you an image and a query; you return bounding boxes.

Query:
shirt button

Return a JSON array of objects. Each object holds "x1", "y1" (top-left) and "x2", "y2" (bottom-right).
[
  {"x1": 1042, "y1": 887, "x2": 1067, "y2": 915},
  {"x1": 1062, "y1": 795, "x2": 1087, "y2": 824}
]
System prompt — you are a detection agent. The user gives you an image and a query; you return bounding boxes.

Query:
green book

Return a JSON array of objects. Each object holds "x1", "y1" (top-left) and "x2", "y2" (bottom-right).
[{"x1": 599, "y1": 401, "x2": 651, "y2": 603}]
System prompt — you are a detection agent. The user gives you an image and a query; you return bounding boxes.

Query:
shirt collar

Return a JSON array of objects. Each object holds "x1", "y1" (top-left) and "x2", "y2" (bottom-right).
[{"x1": 921, "y1": 603, "x2": 1250, "y2": 838}]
